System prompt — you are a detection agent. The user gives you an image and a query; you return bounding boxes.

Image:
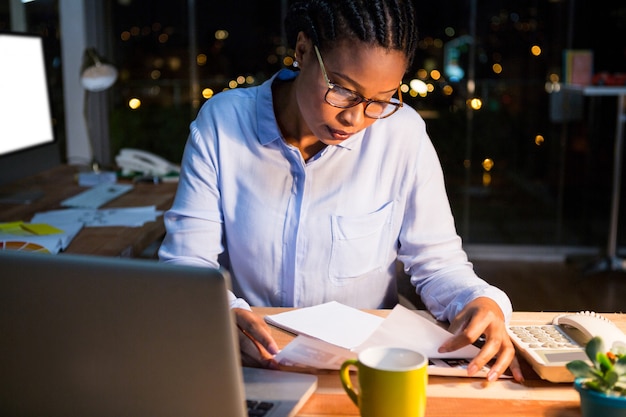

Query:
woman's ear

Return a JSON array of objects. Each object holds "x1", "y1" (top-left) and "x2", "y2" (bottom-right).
[{"x1": 294, "y1": 31, "x2": 313, "y2": 68}]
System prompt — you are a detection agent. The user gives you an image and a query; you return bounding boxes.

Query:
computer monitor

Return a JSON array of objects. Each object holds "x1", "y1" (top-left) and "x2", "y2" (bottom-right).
[{"x1": 0, "y1": 31, "x2": 60, "y2": 187}]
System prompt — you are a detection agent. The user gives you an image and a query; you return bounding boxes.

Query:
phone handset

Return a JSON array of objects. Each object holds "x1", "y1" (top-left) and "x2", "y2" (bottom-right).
[
  {"x1": 553, "y1": 311, "x2": 626, "y2": 351},
  {"x1": 115, "y1": 148, "x2": 180, "y2": 177}
]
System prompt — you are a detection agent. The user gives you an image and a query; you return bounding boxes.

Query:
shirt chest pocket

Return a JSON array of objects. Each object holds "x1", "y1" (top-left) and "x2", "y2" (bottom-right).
[{"x1": 329, "y1": 202, "x2": 393, "y2": 280}]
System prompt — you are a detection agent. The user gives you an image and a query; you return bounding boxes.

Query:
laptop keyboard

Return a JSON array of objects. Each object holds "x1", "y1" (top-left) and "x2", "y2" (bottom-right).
[{"x1": 247, "y1": 399, "x2": 275, "y2": 416}]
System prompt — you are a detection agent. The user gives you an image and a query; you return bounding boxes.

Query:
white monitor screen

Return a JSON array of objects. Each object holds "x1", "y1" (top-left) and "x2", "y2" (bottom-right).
[{"x1": 0, "y1": 33, "x2": 55, "y2": 156}]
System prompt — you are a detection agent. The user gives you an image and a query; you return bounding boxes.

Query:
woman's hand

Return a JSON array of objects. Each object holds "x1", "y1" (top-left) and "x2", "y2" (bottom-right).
[
  {"x1": 233, "y1": 308, "x2": 280, "y2": 369},
  {"x1": 437, "y1": 297, "x2": 524, "y2": 382}
]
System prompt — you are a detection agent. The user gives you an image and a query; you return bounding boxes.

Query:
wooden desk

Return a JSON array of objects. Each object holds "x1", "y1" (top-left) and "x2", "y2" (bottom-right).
[
  {"x1": 253, "y1": 308, "x2": 626, "y2": 417},
  {"x1": 0, "y1": 165, "x2": 177, "y2": 257}
]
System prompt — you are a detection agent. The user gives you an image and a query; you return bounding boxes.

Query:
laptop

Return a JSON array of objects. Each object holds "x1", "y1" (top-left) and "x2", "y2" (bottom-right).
[{"x1": 0, "y1": 250, "x2": 317, "y2": 417}]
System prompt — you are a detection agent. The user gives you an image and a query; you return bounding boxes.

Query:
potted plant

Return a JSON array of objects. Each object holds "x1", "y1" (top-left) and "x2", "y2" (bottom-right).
[{"x1": 566, "y1": 336, "x2": 626, "y2": 417}]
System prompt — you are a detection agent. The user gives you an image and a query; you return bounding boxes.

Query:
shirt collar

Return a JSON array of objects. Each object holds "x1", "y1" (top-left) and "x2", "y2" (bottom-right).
[{"x1": 256, "y1": 69, "x2": 295, "y2": 146}]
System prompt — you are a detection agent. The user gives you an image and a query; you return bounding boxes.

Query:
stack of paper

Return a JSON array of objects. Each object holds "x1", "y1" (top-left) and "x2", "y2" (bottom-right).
[
  {"x1": 266, "y1": 302, "x2": 504, "y2": 378},
  {"x1": 31, "y1": 206, "x2": 163, "y2": 228},
  {"x1": 0, "y1": 206, "x2": 163, "y2": 254},
  {"x1": 0, "y1": 221, "x2": 82, "y2": 254}
]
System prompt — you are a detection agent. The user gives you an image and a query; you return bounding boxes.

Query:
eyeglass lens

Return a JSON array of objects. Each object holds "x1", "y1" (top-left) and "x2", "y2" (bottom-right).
[{"x1": 325, "y1": 85, "x2": 400, "y2": 118}]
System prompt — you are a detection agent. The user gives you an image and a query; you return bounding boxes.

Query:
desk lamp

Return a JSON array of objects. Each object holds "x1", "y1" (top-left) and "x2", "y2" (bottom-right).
[
  {"x1": 80, "y1": 47, "x2": 118, "y2": 173},
  {"x1": 81, "y1": 47, "x2": 117, "y2": 92}
]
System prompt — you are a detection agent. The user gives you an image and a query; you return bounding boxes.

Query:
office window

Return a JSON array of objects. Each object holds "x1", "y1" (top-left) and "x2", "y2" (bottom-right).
[
  {"x1": 104, "y1": 0, "x2": 626, "y2": 250},
  {"x1": 107, "y1": 0, "x2": 283, "y2": 164},
  {"x1": 22, "y1": 0, "x2": 619, "y2": 252}
]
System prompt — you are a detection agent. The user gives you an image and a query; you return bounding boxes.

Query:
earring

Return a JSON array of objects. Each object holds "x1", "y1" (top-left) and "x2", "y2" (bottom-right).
[{"x1": 293, "y1": 53, "x2": 299, "y2": 68}]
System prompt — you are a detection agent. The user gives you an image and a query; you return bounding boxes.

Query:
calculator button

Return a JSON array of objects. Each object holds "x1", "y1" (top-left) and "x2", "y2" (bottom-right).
[{"x1": 509, "y1": 325, "x2": 581, "y2": 350}]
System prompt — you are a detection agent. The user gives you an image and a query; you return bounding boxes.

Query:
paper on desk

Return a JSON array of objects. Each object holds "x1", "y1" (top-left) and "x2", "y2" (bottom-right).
[
  {"x1": 274, "y1": 334, "x2": 494, "y2": 377},
  {"x1": 275, "y1": 334, "x2": 357, "y2": 370},
  {"x1": 353, "y1": 304, "x2": 480, "y2": 358},
  {"x1": 270, "y1": 303, "x2": 484, "y2": 375},
  {"x1": 0, "y1": 221, "x2": 83, "y2": 254},
  {"x1": 31, "y1": 206, "x2": 163, "y2": 227},
  {"x1": 265, "y1": 301, "x2": 384, "y2": 349}
]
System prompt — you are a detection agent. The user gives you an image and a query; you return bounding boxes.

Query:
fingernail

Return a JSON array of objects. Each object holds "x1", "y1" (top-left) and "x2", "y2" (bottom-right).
[{"x1": 467, "y1": 364, "x2": 478, "y2": 375}]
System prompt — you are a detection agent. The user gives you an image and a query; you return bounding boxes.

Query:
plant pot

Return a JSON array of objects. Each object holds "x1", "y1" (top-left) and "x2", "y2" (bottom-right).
[{"x1": 574, "y1": 379, "x2": 626, "y2": 417}]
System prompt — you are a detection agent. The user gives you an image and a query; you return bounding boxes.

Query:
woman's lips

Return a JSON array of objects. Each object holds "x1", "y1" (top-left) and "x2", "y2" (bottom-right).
[{"x1": 327, "y1": 127, "x2": 353, "y2": 141}]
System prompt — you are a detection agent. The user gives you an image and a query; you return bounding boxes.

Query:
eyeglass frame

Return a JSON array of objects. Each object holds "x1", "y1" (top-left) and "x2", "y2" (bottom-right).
[{"x1": 313, "y1": 45, "x2": 403, "y2": 119}]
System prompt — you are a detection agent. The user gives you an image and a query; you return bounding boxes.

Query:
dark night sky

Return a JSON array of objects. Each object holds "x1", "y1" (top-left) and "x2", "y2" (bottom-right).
[{"x1": 6, "y1": 0, "x2": 625, "y2": 74}]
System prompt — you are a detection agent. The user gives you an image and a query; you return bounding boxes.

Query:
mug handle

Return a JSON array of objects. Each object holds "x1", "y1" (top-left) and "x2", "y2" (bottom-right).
[{"x1": 339, "y1": 358, "x2": 359, "y2": 406}]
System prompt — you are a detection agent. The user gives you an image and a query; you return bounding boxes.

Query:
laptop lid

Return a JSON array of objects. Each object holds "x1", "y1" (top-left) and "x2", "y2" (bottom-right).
[
  {"x1": 0, "y1": 251, "x2": 245, "y2": 417},
  {"x1": 0, "y1": 251, "x2": 315, "y2": 417}
]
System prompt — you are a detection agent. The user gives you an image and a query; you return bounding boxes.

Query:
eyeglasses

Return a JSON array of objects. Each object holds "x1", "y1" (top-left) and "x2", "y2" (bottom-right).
[{"x1": 314, "y1": 45, "x2": 403, "y2": 119}]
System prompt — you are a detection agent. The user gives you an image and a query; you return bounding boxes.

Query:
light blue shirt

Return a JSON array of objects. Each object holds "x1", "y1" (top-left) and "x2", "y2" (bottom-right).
[{"x1": 158, "y1": 69, "x2": 512, "y2": 323}]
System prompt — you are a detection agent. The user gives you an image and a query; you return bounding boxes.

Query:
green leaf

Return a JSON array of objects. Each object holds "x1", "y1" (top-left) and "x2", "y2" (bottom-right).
[
  {"x1": 566, "y1": 360, "x2": 594, "y2": 378},
  {"x1": 605, "y1": 370, "x2": 619, "y2": 388},
  {"x1": 597, "y1": 352, "x2": 614, "y2": 374},
  {"x1": 585, "y1": 337, "x2": 604, "y2": 366},
  {"x1": 584, "y1": 379, "x2": 604, "y2": 392}
]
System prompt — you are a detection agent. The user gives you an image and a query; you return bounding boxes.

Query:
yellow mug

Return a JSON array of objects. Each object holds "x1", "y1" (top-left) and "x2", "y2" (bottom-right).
[{"x1": 339, "y1": 346, "x2": 427, "y2": 417}]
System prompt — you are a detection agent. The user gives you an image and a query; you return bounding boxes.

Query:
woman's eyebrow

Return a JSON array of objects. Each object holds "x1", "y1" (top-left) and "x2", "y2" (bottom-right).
[{"x1": 332, "y1": 71, "x2": 400, "y2": 95}]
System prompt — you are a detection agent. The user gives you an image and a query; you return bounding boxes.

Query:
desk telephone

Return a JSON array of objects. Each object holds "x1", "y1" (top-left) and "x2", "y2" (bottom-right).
[
  {"x1": 507, "y1": 311, "x2": 626, "y2": 382},
  {"x1": 115, "y1": 148, "x2": 180, "y2": 177}
]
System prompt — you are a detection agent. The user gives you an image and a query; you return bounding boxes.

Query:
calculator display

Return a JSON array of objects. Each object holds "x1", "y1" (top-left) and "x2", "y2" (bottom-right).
[{"x1": 541, "y1": 350, "x2": 587, "y2": 364}]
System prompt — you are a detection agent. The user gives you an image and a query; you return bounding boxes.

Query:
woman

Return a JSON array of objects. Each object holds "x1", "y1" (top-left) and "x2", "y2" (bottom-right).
[{"x1": 159, "y1": 0, "x2": 523, "y2": 382}]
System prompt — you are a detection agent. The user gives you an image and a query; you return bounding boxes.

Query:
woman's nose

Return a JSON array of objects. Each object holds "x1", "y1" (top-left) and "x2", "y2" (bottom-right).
[{"x1": 338, "y1": 103, "x2": 366, "y2": 127}]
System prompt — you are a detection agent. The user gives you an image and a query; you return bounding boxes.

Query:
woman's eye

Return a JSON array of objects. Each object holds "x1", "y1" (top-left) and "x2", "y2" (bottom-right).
[{"x1": 337, "y1": 88, "x2": 358, "y2": 99}]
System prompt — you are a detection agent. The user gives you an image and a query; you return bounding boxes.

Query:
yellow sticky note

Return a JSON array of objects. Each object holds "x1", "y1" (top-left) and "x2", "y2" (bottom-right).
[
  {"x1": 0, "y1": 221, "x2": 24, "y2": 232},
  {"x1": 20, "y1": 223, "x2": 64, "y2": 235}
]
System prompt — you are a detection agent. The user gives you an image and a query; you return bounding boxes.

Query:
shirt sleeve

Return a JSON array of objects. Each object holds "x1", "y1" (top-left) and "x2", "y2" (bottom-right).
[
  {"x1": 228, "y1": 290, "x2": 252, "y2": 310},
  {"x1": 158, "y1": 106, "x2": 259, "y2": 313},
  {"x1": 158, "y1": 113, "x2": 224, "y2": 268},
  {"x1": 396, "y1": 121, "x2": 513, "y2": 323}
]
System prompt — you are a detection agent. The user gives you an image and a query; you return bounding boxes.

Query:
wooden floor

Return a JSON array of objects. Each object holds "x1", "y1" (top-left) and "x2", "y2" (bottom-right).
[{"x1": 398, "y1": 258, "x2": 626, "y2": 314}]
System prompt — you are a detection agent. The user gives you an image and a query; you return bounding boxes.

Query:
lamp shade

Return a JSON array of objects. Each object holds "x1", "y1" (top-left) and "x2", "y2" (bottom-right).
[{"x1": 80, "y1": 47, "x2": 118, "y2": 92}]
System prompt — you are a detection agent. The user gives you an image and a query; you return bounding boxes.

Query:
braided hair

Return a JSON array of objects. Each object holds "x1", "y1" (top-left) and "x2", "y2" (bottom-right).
[{"x1": 285, "y1": 0, "x2": 419, "y2": 67}]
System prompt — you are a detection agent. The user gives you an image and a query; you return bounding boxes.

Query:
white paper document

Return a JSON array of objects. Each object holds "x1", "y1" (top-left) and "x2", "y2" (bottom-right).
[
  {"x1": 265, "y1": 301, "x2": 384, "y2": 349},
  {"x1": 275, "y1": 334, "x2": 356, "y2": 370},
  {"x1": 267, "y1": 302, "x2": 503, "y2": 377},
  {"x1": 352, "y1": 303, "x2": 480, "y2": 358},
  {"x1": 31, "y1": 206, "x2": 163, "y2": 227}
]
